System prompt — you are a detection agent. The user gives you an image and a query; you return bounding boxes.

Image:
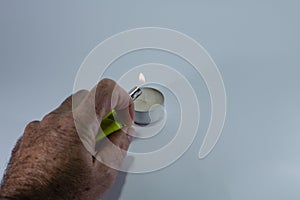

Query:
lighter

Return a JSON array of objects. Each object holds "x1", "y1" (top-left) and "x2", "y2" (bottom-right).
[{"x1": 96, "y1": 86, "x2": 142, "y2": 142}]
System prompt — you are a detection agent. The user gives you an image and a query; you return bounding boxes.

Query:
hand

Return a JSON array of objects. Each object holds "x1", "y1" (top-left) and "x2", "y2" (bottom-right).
[{"x1": 0, "y1": 78, "x2": 134, "y2": 200}]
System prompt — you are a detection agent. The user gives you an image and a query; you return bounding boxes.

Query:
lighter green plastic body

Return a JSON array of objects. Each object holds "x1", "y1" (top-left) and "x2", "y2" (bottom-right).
[{"x1": 96, "y1": 110, "x2": 123, "y2": 142}]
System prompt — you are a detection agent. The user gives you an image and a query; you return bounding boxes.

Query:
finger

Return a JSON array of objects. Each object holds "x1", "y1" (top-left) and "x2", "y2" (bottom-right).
[
  {"x1": 76, "y1": 78, "x2": 134, "y2": 126},
  {"x1": 49, "y1": 90, "x2": 89, "y2": 115},
  {"x1": 107, "y1": 126, "x2": 135, "y2": 151},
  {"x1": 95, "y1": 127, "x2": 135, "y2": 169},
  {"x1": 94, "y1": 78, "x2": 134, "y2": 125}
]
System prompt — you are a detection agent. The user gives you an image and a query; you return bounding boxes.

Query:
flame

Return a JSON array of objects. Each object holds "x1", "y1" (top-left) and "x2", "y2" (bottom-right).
[{"x1": 139, "y1": 73, "x2": 146, "y2": 83}]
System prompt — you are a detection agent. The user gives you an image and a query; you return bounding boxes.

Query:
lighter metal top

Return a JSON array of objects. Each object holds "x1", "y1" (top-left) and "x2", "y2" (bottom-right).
[{"x1": 129, "y1": 86, "x2": 142, "y2": 101}]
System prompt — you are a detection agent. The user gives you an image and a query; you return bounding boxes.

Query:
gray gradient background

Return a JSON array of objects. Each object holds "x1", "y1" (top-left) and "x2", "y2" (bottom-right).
[{"x1": 1, "y1": 0, "x2": 300, "y2": 199}]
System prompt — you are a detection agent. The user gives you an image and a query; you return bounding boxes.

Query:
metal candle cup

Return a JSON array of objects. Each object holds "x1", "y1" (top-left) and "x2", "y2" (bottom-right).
[{"x1": 134, "y1": 87, "x2": 165, "y2": 125}]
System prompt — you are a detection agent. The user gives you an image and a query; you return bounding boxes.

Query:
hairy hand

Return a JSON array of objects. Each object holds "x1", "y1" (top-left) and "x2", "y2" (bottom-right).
[{"x1": 0, "y1": 78, "x2": 134, "y2": 200}]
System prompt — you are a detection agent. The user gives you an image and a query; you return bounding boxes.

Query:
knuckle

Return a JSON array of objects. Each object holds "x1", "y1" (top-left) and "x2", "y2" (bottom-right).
[
  {"x1": 100, "y1": 78, "x2": 115, "y2": 86},
  {"x1": 72, "y1": 89, "x2": 89, "y2": 108},
  {"x1": 97, "y1": 78, "x2": 116, "y2": 93},
  {"x1": 24, "y1": 120, "x2": 40, "y2": 132},
  {"x1": 58, "y1": 112, "x2": 77, "y2": 132},
  {"x1": 77, "y1": 89, "x2": 89, "y2": 93},
  {"x1": 75, "y1": 89, "x2": 89, "y2": 97}
]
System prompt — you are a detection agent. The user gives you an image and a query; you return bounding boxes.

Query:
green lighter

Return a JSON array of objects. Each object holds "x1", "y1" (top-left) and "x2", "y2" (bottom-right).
[{"x1": 95, "y1": 86, "x2": 142, "y2": 142}]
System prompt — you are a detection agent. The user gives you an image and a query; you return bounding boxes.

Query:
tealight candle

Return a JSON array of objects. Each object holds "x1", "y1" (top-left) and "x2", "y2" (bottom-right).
[{"x1": 134, "y1": 87, "x2": 165, "y2": 125}]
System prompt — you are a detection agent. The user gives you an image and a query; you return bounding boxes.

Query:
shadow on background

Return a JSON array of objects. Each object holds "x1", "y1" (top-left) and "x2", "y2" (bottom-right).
[{"x1": 102, "y1": 156, "x2": 134, "y2": 200}]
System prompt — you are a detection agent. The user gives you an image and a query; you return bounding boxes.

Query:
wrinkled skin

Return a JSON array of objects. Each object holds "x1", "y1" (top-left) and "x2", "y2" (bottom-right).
[{"x1": 0, "y1": 79, "x2": 134, "y2": 200}]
